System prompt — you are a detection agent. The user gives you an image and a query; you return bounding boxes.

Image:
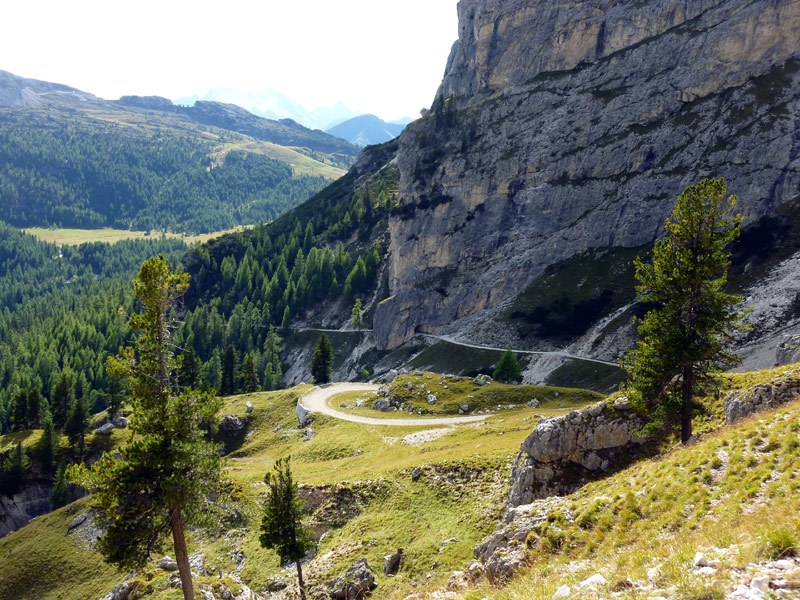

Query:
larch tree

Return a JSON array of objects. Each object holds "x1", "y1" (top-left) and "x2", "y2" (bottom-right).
[
  {"x1": 351, "y1": 298, "x2": 364, "y2": 329},
  {"x1": 68, "y1": 256, "x2": 222, "y2": 600},
  {"x1": 622, "y1": 178, "x2": 748, "y2": 443},
  {"x1": 260, "y1": 457, "x2": 314, "y2": 600}
]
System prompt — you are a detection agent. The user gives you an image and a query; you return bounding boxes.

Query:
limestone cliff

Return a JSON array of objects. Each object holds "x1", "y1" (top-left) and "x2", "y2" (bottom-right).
[{"x1": 375, "y1": 0, "x2": 800, "y2": 349}]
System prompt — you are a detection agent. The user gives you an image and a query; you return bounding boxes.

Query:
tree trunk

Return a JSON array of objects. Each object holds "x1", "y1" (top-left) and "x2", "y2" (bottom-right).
[
  {"x1": 170, "y1": 507, "x2": 194, "y2": 600},
  {"x1": 296, "y1": 559, "x2": 307, "y2": 600},
  {"x1": 681, "y1": 366, "x2": 694, "y2": 444}
]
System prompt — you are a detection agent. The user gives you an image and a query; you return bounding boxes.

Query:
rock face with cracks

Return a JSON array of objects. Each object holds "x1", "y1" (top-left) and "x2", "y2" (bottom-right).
[{"x1": 374, "y1": 0, "x2": 800, "y2": 349}]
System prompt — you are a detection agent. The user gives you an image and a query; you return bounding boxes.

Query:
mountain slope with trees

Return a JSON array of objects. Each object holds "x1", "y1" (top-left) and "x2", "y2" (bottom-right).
[{"x1": 0, "y1": 70, "x2": 361, "y2": 234}]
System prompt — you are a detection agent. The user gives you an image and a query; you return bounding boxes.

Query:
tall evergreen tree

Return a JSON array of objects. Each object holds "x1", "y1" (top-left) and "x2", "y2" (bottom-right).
[
  {"x1": 280, "y1": 306, "x2": 292, "y2": 334},
  {"x1": 351, "y1": 298, "x2": 364, "y2": 329},
  {"x1": 241, "y1": 354, "x2": 260, "y2": 393},
  {"x1": 68, "y1": 256, "x2": 222, "y2": 600},
  {"x1": 52, "y1": 462, "x2": 70, "y2": 509},
  {"x1": 260, "y1": 457, "x2": 314, "y2": 600},
  {"x1": 178, "y1": 348, "x2": 199, "y2": 390},
  {"x1": 310, "y1": 334, "x2": 334, "y2": 384},
  {"x1": 221, "y1": 344, "x2": 238, "y2": 396},
  {"x1": 493, "y1": 349, "x2": 522, "y2": 383},
  {"x1": 26, "y1": 387, "x2": 43, "y2": 430},
  {"x1": 107, "y1": 376, "x2": 124, "y2": 419},
  {"x1": 64, "y1": 396, "x2": 90, "y2": 458},
  {"x1": 11, "y1": 390, "x2": 28, "y2": 432},
  {"x1": 51, "y1": 373, "x2": 73, "y2": 428},
  {"x1": 38, "y1": 410, "x2": 57, "y2": 472},
  {"x1": 622, "y1": 178, "x2": 748, "y2": 443}
]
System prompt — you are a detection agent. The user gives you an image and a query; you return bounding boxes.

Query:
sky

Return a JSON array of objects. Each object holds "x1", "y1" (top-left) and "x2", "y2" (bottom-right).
[{"x1": 2, "y1": 0, "x2": 459, "y2": 121}]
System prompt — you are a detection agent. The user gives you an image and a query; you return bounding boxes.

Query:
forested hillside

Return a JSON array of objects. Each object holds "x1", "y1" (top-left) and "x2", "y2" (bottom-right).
[
  {"x1": 0, "y1": 223, "x2": 187, "y2": 433},
  {"x1": 0, "y1": 111, "x2": 328, "y2": 233},
  {"x1": 176, "y1": 140, "x2": 400, "y2": 390},
  {"x1": 0, "y1": 139, "x2": 399, "y2": 434}
]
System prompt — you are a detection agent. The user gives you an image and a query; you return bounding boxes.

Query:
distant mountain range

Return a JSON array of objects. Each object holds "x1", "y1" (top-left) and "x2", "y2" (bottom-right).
[
  {"x1": 0, "y1": 69, "x2": 360, "y2": 233},
  {"x1": 325, "y1": 114, "x2": 408, "y2": 147},
  {"x1": 175, "y1": 88, "x2": 360, "y2": 131}
]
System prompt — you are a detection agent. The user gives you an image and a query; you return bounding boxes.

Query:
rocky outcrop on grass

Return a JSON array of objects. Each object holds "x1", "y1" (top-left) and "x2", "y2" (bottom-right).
[
  {"x1": 507, "y1": 400, "x2": 651, "y2": 508},
  {"x1": 724, "y1": 369, "x2": 800, "y2": 425}
]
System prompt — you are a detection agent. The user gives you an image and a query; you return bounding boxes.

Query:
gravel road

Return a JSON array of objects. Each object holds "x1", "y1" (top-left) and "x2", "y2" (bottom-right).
[{"x1": 298, "y1": 382, "x2": 487, "y2": 426}]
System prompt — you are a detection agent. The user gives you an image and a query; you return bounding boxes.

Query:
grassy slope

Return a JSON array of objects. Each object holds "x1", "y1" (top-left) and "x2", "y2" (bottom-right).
[
  {"x1": 1, "y1": 380, "x2": 594, "y2": 600},
  {"x1": 22, "y1": 226, "x2": 252, "y2": 247},
  {"x1": 329, "y1": 371, "x2": 602, "y2": 418},
  {"x1": 2, "y1": 366, "x2": 799, "y2": 600},
  {"x1": 467, "y1": 372, "x2": 800, "y2": 600}
]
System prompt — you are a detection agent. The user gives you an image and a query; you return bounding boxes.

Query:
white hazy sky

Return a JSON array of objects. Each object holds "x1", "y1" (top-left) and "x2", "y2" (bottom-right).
[{"x1": 2, "y1": 0, "x2": 459, "y2": 121}]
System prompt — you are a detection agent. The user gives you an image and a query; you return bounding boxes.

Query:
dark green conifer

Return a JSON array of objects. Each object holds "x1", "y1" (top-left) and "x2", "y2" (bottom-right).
[
  {"x1": 310, "y1": 334, "x2": 334, "y2": 384},
  {"x1": 260, "y1": 457, "x2": 314, "y2": 600}
]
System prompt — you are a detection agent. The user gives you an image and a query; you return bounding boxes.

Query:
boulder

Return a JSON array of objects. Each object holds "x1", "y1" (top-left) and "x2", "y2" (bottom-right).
[
  {"x1": 111, "y1": 415, "x2": 128, "y2": 428},
  {"x1": 220, "y1": 414, "x2": 246, "y2": 434},
  {"x1": 373, "y1": 398, "x2": 391, "y2": 412},
  {"x1": 527, "y1": 399, "x2": 540, "y2": 408},
  {"x1": 328, "y1": 558, "x2": 377, "y2": 599},
  {"x1": 613, "y1": 397, "x2": 632, "y2": 410},
  {"x1": 426, "y1": 394, "x2": 437, "y2": 405},
  {"x1": 98, "y1": 581, "x2": 139, "y2": 600},
  {"x1": 383, "y1": 548, "x2": 403, "y2": 575},
  {"x1": 94, "y1": 423, "x2": 114, "y2": 435},
  {"x1": 411, "y1": 466, "x2": 422, "y2": 482},
  {"x1": 157, "y1": 556, "x2": 178, "y2": 571},
  {"x1": 245, "y1": 401, "x2": 253, "y2": 414},
  {"x1": 296, "y1": 402, "x2": 312, "y2": 427}
]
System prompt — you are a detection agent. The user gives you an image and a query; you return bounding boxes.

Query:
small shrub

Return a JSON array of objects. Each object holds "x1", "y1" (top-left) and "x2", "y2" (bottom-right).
[
  {"x1": 710, "y1": 456, "x2": 723, "y2": 470},
  {"x1": 761, "y1": 527, "x2": 798, "y2": 559}
]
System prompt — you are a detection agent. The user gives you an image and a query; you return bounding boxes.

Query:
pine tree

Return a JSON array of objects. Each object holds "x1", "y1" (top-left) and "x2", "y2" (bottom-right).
[
  {"x1": 310, "y1": 334, "x2": 334, "y2": 384},
  {"x1": 281, "y1": 306, "x2": 292, "y2": 334},
  {"x1": 68, "y1": 256, "x2": 222, "y2": 600},
  {"x1": 51, "y1": 373, "x2": 73, "y2": 428},
  {"x1": 52, "y1": 462, "x2": 70, "y2": 509},
  {"x1": 38, "y1": 410, "x2": 57, "y2": 472},
  {"x1": 351, "y1": 298, "x2": 364, "y2": 329},
  {"x1": 178, "y1": 348, "x2": 199, "y2": 390},
  {"x1": 260, "y1": 457, "x2": 314, "y2": 600},
  {"x1": 26, "y1": 387, "x2": 43, "y2": 429},
  {"x1": 12, "y1": 389, "x2": 28, "y2": 432},
  {"x1": 622, "y1": 178, "x2": 748, "y2": 443},
  {"x1": 221, "y1": 344, "x2": 237, "y2": 396},
  {"x1": 107, "y1": 375, "x2": 124, "y2": 419},
  {"x1": 64, "y1": 396, "x2": 90, "y2": 457},
  {"x1": 493, "y1": 349, "x2": 522, "y2": 383},
  {"x1": 241, "y1": 354, "x2": 260, "y2": 393}
]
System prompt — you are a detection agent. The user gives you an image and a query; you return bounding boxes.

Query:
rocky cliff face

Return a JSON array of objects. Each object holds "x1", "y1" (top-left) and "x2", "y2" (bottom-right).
[{"x1": 375, "y1": 0, "x2": 800, "y2": 349}]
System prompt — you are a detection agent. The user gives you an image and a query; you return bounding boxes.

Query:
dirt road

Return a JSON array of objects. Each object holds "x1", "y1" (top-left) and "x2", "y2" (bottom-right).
[{"x1": 298, "y1": 382, "x2": 487, "y2": 426}]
